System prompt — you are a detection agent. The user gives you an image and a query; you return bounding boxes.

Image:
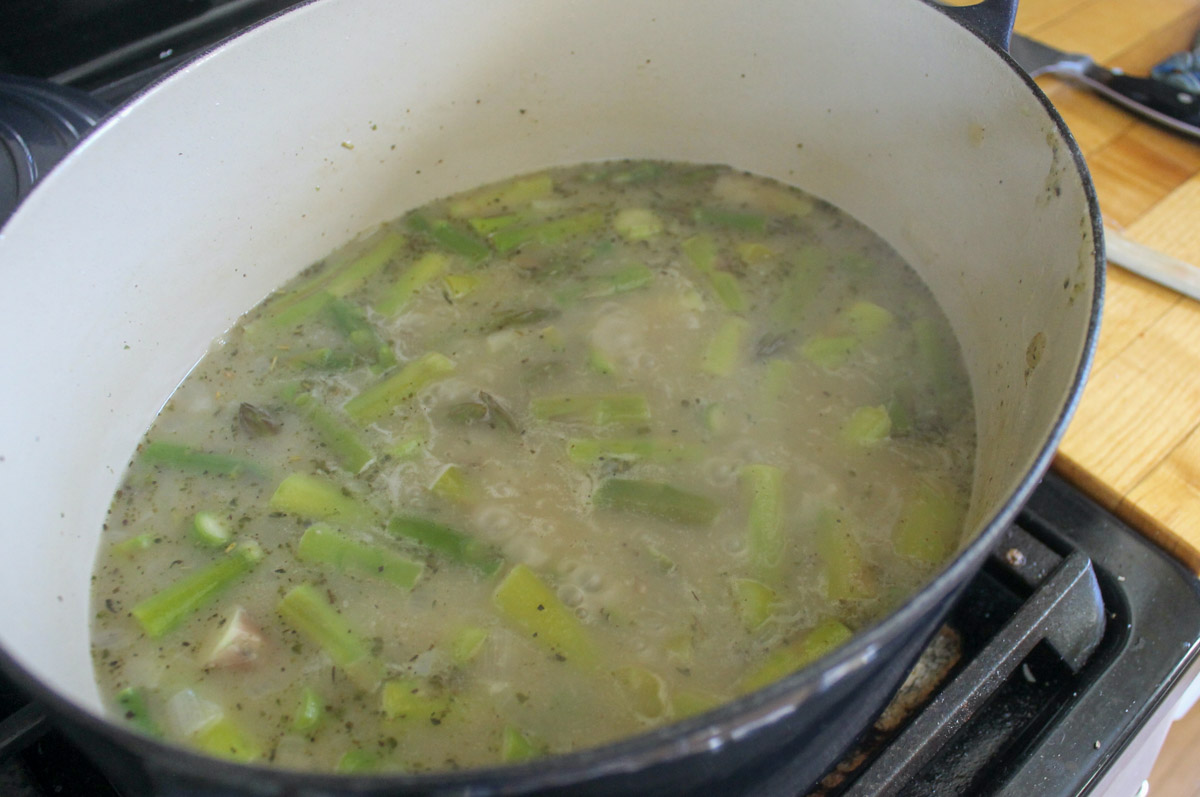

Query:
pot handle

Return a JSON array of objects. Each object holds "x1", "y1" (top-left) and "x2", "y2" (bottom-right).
[{"x1": 931, "y1": 0, "x2": 1018, "y2": 51}]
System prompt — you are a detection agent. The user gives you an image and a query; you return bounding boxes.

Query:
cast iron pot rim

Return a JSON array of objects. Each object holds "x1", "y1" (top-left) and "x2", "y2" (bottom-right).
[{"x1": 0, "y1": 0, "x2": 1105, "y2": 791}]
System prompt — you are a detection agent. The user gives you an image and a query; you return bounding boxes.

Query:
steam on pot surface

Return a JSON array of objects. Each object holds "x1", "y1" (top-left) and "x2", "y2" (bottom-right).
[{"x1": 89, "y1": 160, "x2": 975, "y2": 773}]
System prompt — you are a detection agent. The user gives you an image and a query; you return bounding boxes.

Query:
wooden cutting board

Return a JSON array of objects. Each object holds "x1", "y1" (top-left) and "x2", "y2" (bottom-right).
[{"x1": 1014, "y1": 0, "x2": 1200, "y2": 573}]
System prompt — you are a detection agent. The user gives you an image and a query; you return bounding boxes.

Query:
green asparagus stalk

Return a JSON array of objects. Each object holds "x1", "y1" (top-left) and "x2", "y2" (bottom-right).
[
  {"x1": 739, "y1": 617, "x2": 854, "y2": 693},
  {"x1": 814, "y1": 508, "x2": 877, "y2": 600},
  {"x1": 501, "y1": 725, "x2": 544, "y2": 763},
  {"x1": 692, "y1": 207, "x2": 768, "y2": 233},
  {"x1": 297, "y1": 523, "x2": 424, "y2": 590},
  {"x1": 323, "y1": 296, "x2": 396, "y2": 370},
  {"x1": 492, "y1": 563, "x2": 597, "y2": 667},
  {"x1": 336, "y1": 749, "x2": 380, "y2": 773},
  {"x1": 139, "y1": 441, "x2": 268, "y2": 480},
  {"x1": 387, "y1": 515, "x2": 502, "y2": 576},
  {"x1": 490, "y1": 211, "x2": 606, "y2": 254},
  {"x1": 613, "y1": 208, "x2": 664, "y2": 241},
  {"x1": 131, "y1": 543, "x2": 263, "y2": 638},
  {"x1": 276, "y1": 584, "x2": 385, "y2": 692},
  {"x1": 407, "y1": 213, "x2": 491, "y2": 262},
  {"x1": 191, "y1": 511, "x2": 232, "y2": 548},
  {"x1": 254, "y1": 232, "x2": 406, "y2": 330},
  {"x1": 380, "y1": 678, "x2": 452, "y2": 722},
  {"x1": 701, "y1": 317, "x2": 749, "y2": 376},
  {"x1": 343, "y1": 351, "x2": 456, "y2": 424},
  {"x1": 593, "y1": 479, "x2": 719, "y2": 525},
  {"x1": 287, "y1": 390, "x2": 374, "y2": 473},
  {"x1": 893, "y1": 480, "x2": 964, "y2": 563},
  {"x1": 530, "y1": 393, "x2": 650, "y2": 426},
  {"x1": 193, "y1": 714, "x2": 262, "y2": 763},
  {"x1": 840, "y1": 405, "x2": 892, "y2": 447},
  {"x1": 448, "y1": 173, "x2": 553, "y2": 218},
  {"x1": 565, "y1": 437, "x2": 700, "y2": 465},
  {"x1": 115, "y1": 686, "x2": 162, "y2": 736},
  {"x1": 374, "y1": 252, "x2": 450, "y2": 317},
  {"x1": 268, "y1": 473, "x2": 374, "y2": 524},
  {"x1": 682, "y1": 234, "x2": 746, "y2": 312},
  {"x1": 742, "y1": 464, "x2": 784, "y2": 580},
  {"x1": 291, "y1": 686, "x2": 325, "y2": 733}
]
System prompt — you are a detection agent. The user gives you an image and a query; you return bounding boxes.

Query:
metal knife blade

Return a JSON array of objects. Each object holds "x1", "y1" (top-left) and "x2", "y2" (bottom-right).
[{"x1": 1009, "y1": 32, "x2": 1200, "y2": 141}]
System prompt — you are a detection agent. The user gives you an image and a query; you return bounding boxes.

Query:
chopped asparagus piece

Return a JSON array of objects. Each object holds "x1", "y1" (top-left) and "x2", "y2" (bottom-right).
[
  {"x1": 737, "y1": 241, "x2": 775, "y2": 265},
  {"x1": 501, "y1": 725, "x2": 543, "y2": 763},
  {"x1": 587, "y1": 348, "x2": 616, "y2": 375},
  {"x1": 483, "y1": 307, "x2": 561, "y2": 333},
  {"x1": 285, "y1": 346, "x2": 355, "y2": 372},
  {"x1": 191, "y1": 511, "x2": 231, "y2": 548},
  {"x1": 257, "y1": 232, "x2": 406, "y2": 328},
  {"x1": 407, "y1": 214, "x2": 490, "y2": 262},
  {"x1": 288, "y1": 391, "x2": 374, "y2": 473},
  {"x1": 448, "y1": 174, "x2": 553, "y2": 218},
  {"x1": 742, "y1": 464, "x2": 784, "y2": 581},
  {"x1": 566, "y1": 437, "x2": 699, "y2": 465},
  {"x1": 131, "y1": 543, "x2": 263, "y2": 638},
  {"x1": 614, "y1": 208, "x2": 664, "y2": 241},
  {"x1": 492, "y1": 564, "x2": 597, "y2": 667},
  {"x1": 769, "y1": 245, "x2": 828, "y2": 325},
  {"x1": 450, "y1": 626, "x2": 489, "y2": 664},
  {"x1": 530, "y1": 394, "x2": 650, "y2": 426},
  {"x1": 297, "y1": 523, "x2": 424, "y2": 590},
  {"x1": 276, "y1": 584, "x2": 384, "y2": 692},
  {"x1": 593, "y1": 479, "x2": 719, "y2": 525},
  {"x1": 140, "y1": 441, "x2": 268, "y2": 480},
  {"x1": 467, "y1": 213, "x2": 525, "y2": 235},
  {"x1": 115, "y1": 533, "x2": 156, "y2": 557},
  {"x1": 614, "y1": 665, "x2": 669, "y2": 720},
  {"x1": 292, "y1": 687, "x2": 325, "y2": 733},
  {"x1": 842, "y1": 300, "x2": 894, "y2": 342},
  {"x1": 323, "y1": 296, "x2": 396, "y2": 370},
  {"x1": 381, "y1": 678, "x2": 451, "y2": 722},
  {"x1": 343, "y1": 351, "x2": 456, "y2": 424},
  {"x1": 374, "y1": 252, "x2": 450, "y2": 317},
  {"x1": 701, "y1": 317, "x2": 749, "y2": 376},
  {"x1": 672, "y1": 689, "x2": 724, "y2": 719},
  {"x1": 681, "y1": 234, "x2": 746, "y2": 312},
  {"x1": 387, "y1": 515, "x2": 503, "y2": 576},
  {"x1": 732, "y1": 577, "x2": 776, "y2": 631},
  {"x1": 841, "y1": 405, "x2": 892, "y2": 447},
  {"x1": 442, "y1": 272, "x2": 481, "y2": 298},
  {"x1": 116, "y1": 686, "x2": 161, "y2": 736},
  {"x1": 692, "y1": 206, "x2": 768, "y2": 233},
  {"x1": 336, "y1": 750, "x2": 380, "y2": 773},
  {"x1": 430, "y1": 464, "x2": 476, "y2": 504},
  {"x1": 193, "y1": 714, "x2": 262, "y2": 763},
  {"x1": 801, "y1": 335, "x2": 858, "y2": 370},
  {"x1": 268, "y1": 473, "x2": 373, "y2": 524},
  {"x1": 491, "y1": 211, "x2": 606, "y2": 254},
  {"x1": 740, "y1": 618, "x2": 854, "y2": 693},
  {"x1": 893, "y1": 480, "x2": 964, "y2": 563},
  {"x1": 814, "y1": 508, "x2": 877, "y2": 600}
]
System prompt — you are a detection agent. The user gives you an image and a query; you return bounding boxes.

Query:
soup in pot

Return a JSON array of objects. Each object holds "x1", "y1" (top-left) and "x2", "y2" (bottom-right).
[{"x1": 90, "y1": 160, "x2": 974, "y2": 773}]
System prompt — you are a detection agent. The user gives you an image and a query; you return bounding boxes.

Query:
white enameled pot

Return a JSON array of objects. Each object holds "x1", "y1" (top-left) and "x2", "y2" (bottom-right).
[{"x1": 0, "y1": 1, "x2": 1101, "y2": 794}]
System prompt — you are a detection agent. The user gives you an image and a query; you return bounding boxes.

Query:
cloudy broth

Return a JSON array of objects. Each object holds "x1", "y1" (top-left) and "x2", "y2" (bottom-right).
[{"x1": 91, "y1": 161, "x2": 974, "y2": 773}]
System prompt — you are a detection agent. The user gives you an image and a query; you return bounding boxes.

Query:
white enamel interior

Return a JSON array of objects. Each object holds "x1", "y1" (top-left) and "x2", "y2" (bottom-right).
[{"x1": 0, "y1": 0, "x2": 1096, "y2": 717}]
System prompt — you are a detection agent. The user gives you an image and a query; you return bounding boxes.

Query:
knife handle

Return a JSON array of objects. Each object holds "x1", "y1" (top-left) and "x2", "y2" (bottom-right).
[{"x1": 1079, "y1": 64, "x2": 1200, "y2": 141}]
